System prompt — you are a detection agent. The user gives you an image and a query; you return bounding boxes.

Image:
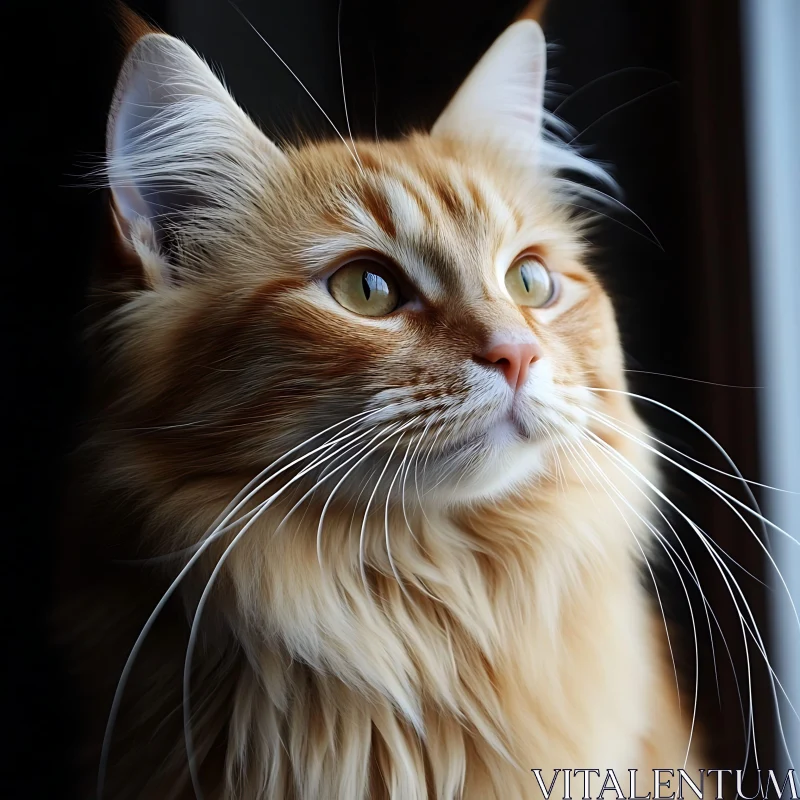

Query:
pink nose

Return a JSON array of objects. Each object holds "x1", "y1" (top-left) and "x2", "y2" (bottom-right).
[{"x1": 477, "y1": 339, "x2": 543, "y2": 391}]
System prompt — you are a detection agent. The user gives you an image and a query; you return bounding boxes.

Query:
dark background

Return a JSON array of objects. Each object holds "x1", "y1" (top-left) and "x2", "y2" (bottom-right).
[{"x1": 1, "y1": 0, "x2": 771, "y2": 795}]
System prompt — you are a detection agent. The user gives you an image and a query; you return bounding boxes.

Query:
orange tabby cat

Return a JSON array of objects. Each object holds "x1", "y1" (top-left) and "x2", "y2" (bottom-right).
[{"x1": 59, "y1": 16, "x2": 703, "y2": 799}]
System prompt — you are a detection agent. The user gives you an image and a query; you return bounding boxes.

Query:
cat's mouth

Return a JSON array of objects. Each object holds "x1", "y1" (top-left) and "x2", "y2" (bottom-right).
[
  {"x1": 421, "y1": 405, "x2": 553, "y2": 501},
  {"x1": 486, "y1": 412, "x2": 535, "y2": 443},
  {"x1": 447, "y1": 408, "x2": 540, "y2": 454}
]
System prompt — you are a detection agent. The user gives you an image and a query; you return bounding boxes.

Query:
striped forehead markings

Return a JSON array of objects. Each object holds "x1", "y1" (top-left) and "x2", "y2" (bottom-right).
[{"x1": 336, "y1": 165, "x2": 520, "y2": 301}]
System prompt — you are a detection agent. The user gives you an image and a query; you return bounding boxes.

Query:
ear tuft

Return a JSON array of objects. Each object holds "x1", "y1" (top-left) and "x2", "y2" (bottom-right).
[{"x1": 106, "y1": 33, "x2": 287, "y2": 284}]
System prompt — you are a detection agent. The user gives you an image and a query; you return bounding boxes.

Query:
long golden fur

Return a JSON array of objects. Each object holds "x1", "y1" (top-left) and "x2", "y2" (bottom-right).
[{"x1": 58, "y1": 16, "x2": 703, "y2": 799}]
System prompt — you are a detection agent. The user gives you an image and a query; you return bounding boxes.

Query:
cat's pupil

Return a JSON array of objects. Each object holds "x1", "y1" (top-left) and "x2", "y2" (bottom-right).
[
  {"x1": 520, "y1": 264, "x2": 531, "y2": 293},
  {"x1": 362, "y1": 271, "x2": 389, "y2": 302}
]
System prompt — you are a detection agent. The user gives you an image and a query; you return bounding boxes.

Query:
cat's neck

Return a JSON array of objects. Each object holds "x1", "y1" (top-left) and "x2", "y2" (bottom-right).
[
  {"x1": 212, "y1": 453, "x2": 659, "y2": 791},
  {"x1": 66, "y1": 428, "x2": 662, "y2": 796}
]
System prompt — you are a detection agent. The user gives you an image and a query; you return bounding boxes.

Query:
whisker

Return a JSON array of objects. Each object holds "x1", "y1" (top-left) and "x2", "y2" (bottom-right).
[
  {"x1": 227, "y1": 0, "x2": 365, "y2": 176},
  {"x1": 587, "y1": 387, "x2": 791, "y2": 550},
  {"x1": 358, "y1": 421, "x2": 419, "y2": 592},
  {"x1": 336, "y1": 0, "x2": 364, "y2": 173},
  {"x1": 369, "y1": 46, "x2": 386, "y2": 172},
  {"x1": 115, "y1": 409, "x2": 391, "y2": 566},
  {"x1": 580, "y1": 427, "x2": 759, "y2": 766},
  {"x1": 269, "y1": 426, "x2": 384, "y2": 538},
  {"x1": 583, "y1": 425, "x2": 799, "y2": 767},
  {"x1": 570, "y1": 422, "x2": 726, "y2": 709},
  {"x1": 425, "y1": 432, "x2": 471, "y2": 495},
  {"x1": 586, "y1": 409, "x2": 800, "y2": 626},
  {"x1": 544, "y1": 425, "x2": 567, "y2": 493},
  {"x1": 564, "y1": 201, "x2": 664, "y2": 251},
  {"x1": 572, "y1": 430, "x2": 732, "y2": 761},
  {"x1": 181, "y1": 422, "x2": 398, "y2": 794},
  {"x1": 565, "y1": 434, "x2": 690, "y2": 748},
  {"x1": 571, "y1": 186, "x2": 665, "y2": 251},
  {"x1": 401, "y1": 422, "x2": 433, "y2": 545},
  {"x1": 96, "y1": 407, "x2": 388, "y2": 797},
  {"x1": 316, "y1": 419, "x2": 417, "y2": 569},
  {"x1": 384, "y1": 431, "x2": 424, "y2": 602},
  {"x1": 594, "y1": 434, "x2": 749, "y2": 720},
  {"x1": 349, "y1": 463, "x2": 380, "y2": 538},
  {"x1": 584, "y1": 414, "x2": 768, "y2": 587},
  {"x1": 586, "y1": 410, "x2": 800, "y2": 766},
  {"x1": 567, "y1": 81, "x2": 679, "y2": 145},
  {"x1": 591, "y1": 404, "x2": 795, "y2": 495},
  {"x1": 415, "y1": 420, "x2": 446, "y2": 526},
  {"x1": 624, "y1": 369, "x2": 763, "y2": 390},
  {"x1": 193, "y1": 407, "x2": 391, "y2": 543},
  {"x1": 421, "y1": 422, "x2": 447, "y2": 484},
  {"x1": 551, "y1": 66, "x2": 675, "y2": 116}
]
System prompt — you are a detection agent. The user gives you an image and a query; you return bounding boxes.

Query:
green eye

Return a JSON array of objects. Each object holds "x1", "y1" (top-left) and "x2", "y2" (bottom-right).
[
  {"x1": 505, "y1": 256, "x2": 555, "y2": 307},
  {"x1": 328, "y1": 259, "x2": 401, "y2": 317}
]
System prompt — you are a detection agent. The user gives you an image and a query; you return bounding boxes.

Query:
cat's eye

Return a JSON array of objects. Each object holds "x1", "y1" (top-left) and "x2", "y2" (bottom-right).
[
  {"x1": 505, "y1": 256, "x2": 556, "y2": 308},
  {"x1": 328, "y1": 260, "x2": 401, "y2": 317}
]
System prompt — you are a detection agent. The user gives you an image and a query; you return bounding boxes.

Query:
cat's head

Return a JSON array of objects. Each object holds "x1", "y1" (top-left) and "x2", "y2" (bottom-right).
[{"x1": 95, "y1": 20, "x2": 628, "y2": 511}]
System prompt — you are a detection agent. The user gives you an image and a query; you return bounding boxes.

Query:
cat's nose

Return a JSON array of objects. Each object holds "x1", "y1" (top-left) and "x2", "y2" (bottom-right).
[{"x1": 476, "y1": 337, "x2": 543, "y2": 392}]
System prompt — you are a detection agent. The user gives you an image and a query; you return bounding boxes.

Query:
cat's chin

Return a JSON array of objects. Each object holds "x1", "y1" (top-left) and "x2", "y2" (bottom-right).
[{"x1": 425, "y1": 418, "x2": 551, "y2": 505}]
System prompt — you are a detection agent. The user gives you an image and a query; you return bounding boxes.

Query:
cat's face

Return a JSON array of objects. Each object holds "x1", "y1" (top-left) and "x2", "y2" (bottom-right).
[{"x1": 97, "y1": 22, "x2": 626, "y2": 510}]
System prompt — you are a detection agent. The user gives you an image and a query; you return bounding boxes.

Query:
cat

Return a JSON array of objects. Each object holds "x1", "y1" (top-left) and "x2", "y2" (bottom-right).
[{"x1": 57, "y1": 11, "x2": 707, "y2": 800}]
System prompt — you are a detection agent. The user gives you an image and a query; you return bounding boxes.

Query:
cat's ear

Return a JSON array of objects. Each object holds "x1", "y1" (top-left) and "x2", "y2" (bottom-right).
[
  {"x1": 106, "y1": 33, "x2": 287, "y2": 285},
  {"x1": 431, "y1": 20, "x2": 547, "y2": 162}
]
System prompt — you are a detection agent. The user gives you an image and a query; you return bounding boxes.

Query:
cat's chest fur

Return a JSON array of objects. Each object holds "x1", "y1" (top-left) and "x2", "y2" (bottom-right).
[
  {"x1": 207, "y1": 468, "x2": 673, "y2": 798},
  {"x1": 64, "y1": 441, "x2": 694, "y2": 799}
]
